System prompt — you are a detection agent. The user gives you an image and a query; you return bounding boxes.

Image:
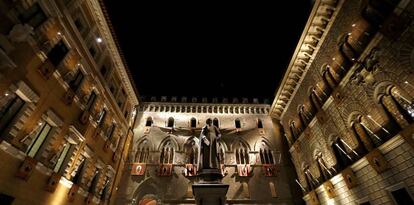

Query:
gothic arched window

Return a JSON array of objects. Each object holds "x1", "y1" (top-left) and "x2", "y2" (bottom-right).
[
  {"x1": 258, "y1": 141, "x2": 275, "y2": 165},
  {"x1": 184, "y1": 139, "x2": 198, "y2": 165},
  {"x1": 135, "y1": 139, "x2": 150, "y2": 163},
  {"x1": 234, "y1": 142, "x2": 249, "y2": 165},
  {"x1": 160, "y1": 140, "x2": 175, "y2": 164}
]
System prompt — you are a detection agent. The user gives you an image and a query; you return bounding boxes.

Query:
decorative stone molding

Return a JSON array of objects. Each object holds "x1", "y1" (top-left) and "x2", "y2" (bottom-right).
[
  {"x1": 11, "y1": 80, "x2": 40, "y2": 103},
  {"x1": 87, "y1": 0, "x2": 138, "y2": 106},
  {"x1": 271, "y1": 0, "x2": 340, "y2": 119},
  {"x1": 45, "y1": 109, "x2": 64, "y2": 127}
]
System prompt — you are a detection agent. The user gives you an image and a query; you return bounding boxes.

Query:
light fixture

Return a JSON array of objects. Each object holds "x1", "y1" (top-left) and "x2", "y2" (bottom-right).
[
  {"x1": 96, "y1": 37, "x2": 103, "y2": 43},
  {"x1": 38, "y1": 122, "x2": 43, "y2": 126},
  {"x1": 4, "y1": 92, "x2": 9, "y2": 96},
  {"x1": 352, "y1": 24, "x2": 356, "y2": 27},
  {"x1": 77, "y1": 63, "x2": 81, "y2": 67},
  {"x1": 347, "y1": 32, "x2": 352, "y2": 36},
  {"x1": 57, "y1": 31, "x2": 62, "y2": 35}
]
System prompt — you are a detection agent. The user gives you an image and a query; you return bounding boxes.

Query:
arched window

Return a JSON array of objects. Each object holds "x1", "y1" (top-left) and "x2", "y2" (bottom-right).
[
  {"x1": 167, "y1": 117, "x2": 174, "y2": 128},
  {"x1": 378, "y1": 85, "x2": 414, "y2": 130},
  {"x1": 330, "y1": 137, "x2": 355, "y2": 170},
  {"x1": 184, "y1": 139, "x2": 198, "y2": 165},
  {"x1": 314, "y1": 151, "x2": 335, "y2": 181},
  {"x1": 289, "y1": 121, "x2": 299, "y2": 141},
  {"x1": 310, "y1": 88, "x2": 323, "y2": 110},
  {"x1": 145, "y1": 117, "x2": 153, "y2": 127},
  {"x1": 389, "y1": 86, "x2": 414, "y2": 122},
  {"x1": 322, "y1": 65, "x2": 339, "y2": 90},
  {"x1": 190, "y1": 117, "x2": 197, "y2": 128},
  {"x1": 160, "y1": 140, "x2": 175, "y2": 164},
  {"x1": 135, "y1": 139, "x2": 150, "y2": 163},
  {"x1": 303, "y1": 165, "x2": 319, "y2": 190},
  {"x1": 234, "y1": 142, "x2": 249, "y2": 165},
  {"x1": 235, "y1": 119, "x2": 241, "y2": 129},
  {"x1": 350, "y1": 115, "x2": 376, "y2": 153},
  {"x1": 213, "y1": 118, "x2": 219, "y2": 128},
  {"x1": 257, "y1": 119, "x2": 263, "y2": 129},
  {"x1": 298, "y1": 105, "x2": 310, "y2": 127},
  {"x1": 258, "y1": 141, "x2": 274, "y2": 165},
  {"x1": 339, "y1": 34, "x2": 358, "y2": 64}
]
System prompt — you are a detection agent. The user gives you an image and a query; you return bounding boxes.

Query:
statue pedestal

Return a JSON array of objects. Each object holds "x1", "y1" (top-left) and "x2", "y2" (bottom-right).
[
  {"x1": 192, "y1": 183, "x2": 229, "y2": 205},
  {"x1": 193, "y1": 168, "x2": 229, "y2": 205}
]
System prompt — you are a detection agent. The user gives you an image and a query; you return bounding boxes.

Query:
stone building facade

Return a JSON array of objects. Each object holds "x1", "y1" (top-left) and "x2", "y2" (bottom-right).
[
  {"x1": 115, "y1": 97, "x2": 301, "y2": 204},
  {"x1": 2, "y1": 0, "x2": 414, "y2": 204},
  {"x1": 0, "y1": 0, "x2": 138, "y2": 204},
  {"x1": 270, "y1": 0, "x2": 414, "y2": 204}
]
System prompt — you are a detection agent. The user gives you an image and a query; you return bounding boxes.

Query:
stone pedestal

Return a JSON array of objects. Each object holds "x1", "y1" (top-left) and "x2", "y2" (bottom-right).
[
  {"x1": 192, "y1": 168, "x2": 229, "y2": 205},
  {"x1": 192, "y1": 183, "x2": 229, "y2": 205}
]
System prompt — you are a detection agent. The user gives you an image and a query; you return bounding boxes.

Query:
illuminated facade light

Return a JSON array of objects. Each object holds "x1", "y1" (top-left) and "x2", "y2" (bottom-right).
[{"x1": 96, "y1": 37, "x2": 103, "y2": 43}]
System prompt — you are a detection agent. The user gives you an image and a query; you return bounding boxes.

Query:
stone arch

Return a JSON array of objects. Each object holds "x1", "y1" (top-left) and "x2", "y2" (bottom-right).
[
  {"x1": 373, "y1": 81, "x2": 395, "y2": 102},
  {"x1": 313, "y1": 149, "x2": 323, "y2": 160},
  {"x1": 183, "y1": 136, "x2": 200, "y2": 164},
  {"x1": 230, "y1": 138, "x2": 251, "y2": 152},
  {"x1": 301, "y1": 162, "x2": 309, "y2": 171},
  {"x1": 133, "y1": 178, "x2": 161, "y2": 205},
  {"x1": 253, "y1": 137, "x2": 274, "y2": 152},
  {"x1": 255, "y1": 138, "x2": 276, "y2": 165},
  {"x1": 217, "y1": 140, "x2": 229, "y2": 152},
  {"x1": 157, "y1": 136, "x2": 180, "y2": 151},
  {"x1": 327, "y1": 134, "x2": 339, "y2": 146},
  {"x1": 347, "y1": 111, "x2": 364, "y2": 127},
  {"x1": 135, "y1": 136, "x2": 155, "y2": 151},
  {"x1": 135, "y1": 137, "x2": 154, "y2": 163}
]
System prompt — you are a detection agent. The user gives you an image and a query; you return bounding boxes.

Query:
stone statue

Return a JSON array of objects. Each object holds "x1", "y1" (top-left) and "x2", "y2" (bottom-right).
[{"x1": 198, "y1": 118, "x2": 222, "y2": 170}]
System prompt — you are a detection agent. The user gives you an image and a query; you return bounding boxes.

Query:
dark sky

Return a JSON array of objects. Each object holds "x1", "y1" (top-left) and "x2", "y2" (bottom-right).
[{"x1": 102, "y1": 1, "x2": 312, "y2": 103}]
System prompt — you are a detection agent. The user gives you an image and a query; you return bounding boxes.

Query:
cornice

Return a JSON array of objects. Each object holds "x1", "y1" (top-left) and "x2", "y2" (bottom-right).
[
  {"x1": 86, "y1": 0, "x2": 139, "y2": 106},
  {"x1": 270, "y1": 0, "x2": 340, "y2": 119}
]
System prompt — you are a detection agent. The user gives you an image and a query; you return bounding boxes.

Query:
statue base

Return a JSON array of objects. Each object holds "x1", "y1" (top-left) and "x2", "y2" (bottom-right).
[
  {"x1": 197, "y1": 168, "x2": 223, "y2": 183},
  {"x1": 193, "y1": 168, "x2": 229, "y2": 205},
  {"x1": 192, "y1": 183, "x2": 229, "y2": 205}
]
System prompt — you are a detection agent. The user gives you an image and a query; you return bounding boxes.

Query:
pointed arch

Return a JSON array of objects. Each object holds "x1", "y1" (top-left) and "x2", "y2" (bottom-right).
[
  {"x1": 232, "y1": 139, "x2": 250, "y2": 165},
  {"x1": 183, "y1": 136, "x2": 200, "y2": 165},
  {"x1": 255, "y1": 138, "x2": 276, "y2": 165},
  {"x1": 159, "y1": 137, "x2": 177, "y2": 164},
  {"x1": 157, "y1": 136, "x2": 179, "y2": 151},
  {"x1": 135, "y1": 137, "x2": 153, "y2": 163},
  {"x1": 135, "y1": 136, "x2": 155, "y2": 151},
  {"x1": 132, "y1": 178, "x2": 161, "y2": 205}
]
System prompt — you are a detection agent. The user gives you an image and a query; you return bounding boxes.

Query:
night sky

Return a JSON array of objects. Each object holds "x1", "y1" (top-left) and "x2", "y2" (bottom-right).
[{"x1": 102, "y1": 1, "x2": 312, "y2": 103}]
